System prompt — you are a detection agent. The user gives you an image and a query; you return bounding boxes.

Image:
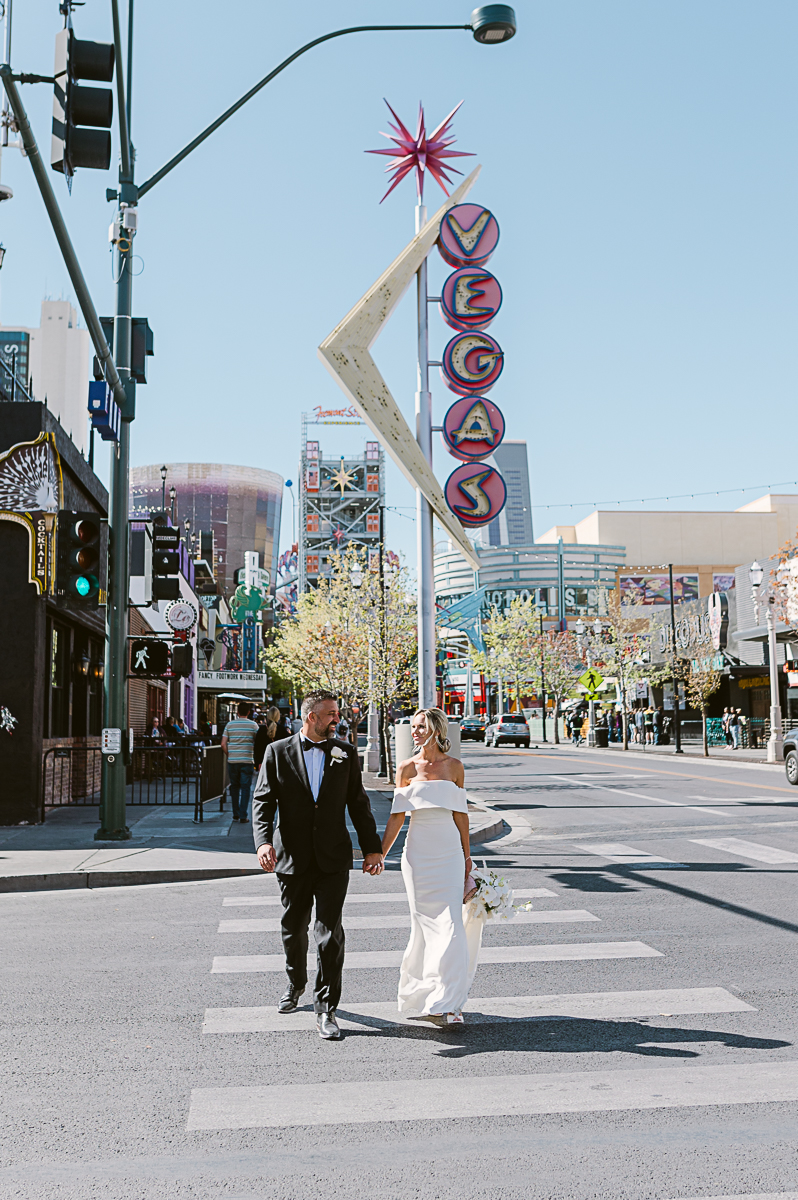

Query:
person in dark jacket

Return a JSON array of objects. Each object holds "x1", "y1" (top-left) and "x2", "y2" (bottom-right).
[{"x1": 252, "y1": 690, "x2": 383, "y2": 1041}]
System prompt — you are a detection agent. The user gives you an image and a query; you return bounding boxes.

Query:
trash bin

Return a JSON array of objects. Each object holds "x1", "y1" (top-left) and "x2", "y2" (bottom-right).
[{"x1": 594, "y1": 727, "x2": 609, "y2": 748}]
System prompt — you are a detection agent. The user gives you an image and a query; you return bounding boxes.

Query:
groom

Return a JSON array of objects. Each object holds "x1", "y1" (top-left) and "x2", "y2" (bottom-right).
[{"x1": 252, "y1": 690, "x2": 384, "y2": 1040}]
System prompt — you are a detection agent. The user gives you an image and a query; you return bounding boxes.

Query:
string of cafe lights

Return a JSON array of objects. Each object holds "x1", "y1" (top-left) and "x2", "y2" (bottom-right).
[{"x1": 530, "y1": 479, "x2": 798, "y2": 511}]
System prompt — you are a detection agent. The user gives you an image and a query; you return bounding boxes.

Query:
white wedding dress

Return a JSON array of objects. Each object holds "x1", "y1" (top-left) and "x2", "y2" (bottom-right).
[{"x1": 392, "y1": 779, "x2": 484, "y2": 1017}]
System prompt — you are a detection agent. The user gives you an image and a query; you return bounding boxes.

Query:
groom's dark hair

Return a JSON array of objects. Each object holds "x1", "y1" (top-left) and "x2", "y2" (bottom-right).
[{"x1": 301, "y1": 690, "x2": 337, "y2": 720}]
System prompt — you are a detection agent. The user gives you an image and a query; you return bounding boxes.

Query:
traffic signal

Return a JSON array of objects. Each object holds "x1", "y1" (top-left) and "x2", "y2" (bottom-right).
[
  {"x1": 51, "y1": 26, "x2": 115, "y2": 177},
  {"x1": 151, "y1": 523, "x2": 181, "y2": 601},
  {"x1": 56, "y1": 511, "x2": 106, "y2": 608},
  {"x1": 129, "y1": 639, "x2": 170, "y2": 677}
]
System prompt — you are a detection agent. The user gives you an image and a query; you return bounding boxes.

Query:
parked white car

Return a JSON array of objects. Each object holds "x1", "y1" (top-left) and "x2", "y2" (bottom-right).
[{"x1": 485, "y1": 713, "x2": 530, "y2": 748}]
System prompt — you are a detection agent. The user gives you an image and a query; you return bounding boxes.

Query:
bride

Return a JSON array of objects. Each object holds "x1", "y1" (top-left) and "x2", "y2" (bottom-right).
[{"x1": 381, "y1": 707, "x2": 483, "y2": 1025}]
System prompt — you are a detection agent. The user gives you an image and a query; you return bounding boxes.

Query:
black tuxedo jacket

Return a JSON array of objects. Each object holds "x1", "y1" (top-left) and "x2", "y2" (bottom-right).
[{"x1": 251, "y1": 733, "x2": 382, "y2": 874}]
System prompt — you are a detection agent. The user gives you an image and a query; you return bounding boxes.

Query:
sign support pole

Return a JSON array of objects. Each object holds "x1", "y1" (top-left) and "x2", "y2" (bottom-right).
[{"x1": 415, "y1": 200, "x2": 436, "y2": 709}]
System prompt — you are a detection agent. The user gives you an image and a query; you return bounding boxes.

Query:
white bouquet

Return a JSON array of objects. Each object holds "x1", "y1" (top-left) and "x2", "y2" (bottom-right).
[{"x1": 466, "y1": 864, "x2": 516, "y2": 922}]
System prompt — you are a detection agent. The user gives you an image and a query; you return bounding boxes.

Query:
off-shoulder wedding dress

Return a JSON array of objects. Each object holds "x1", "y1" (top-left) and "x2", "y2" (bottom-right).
[{"x1": 392, "y1": 779, "x2": 483, "y2": 1018}]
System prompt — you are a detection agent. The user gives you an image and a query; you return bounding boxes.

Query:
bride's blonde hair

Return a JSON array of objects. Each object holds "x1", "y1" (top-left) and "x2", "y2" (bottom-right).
[{"x1": 414, "y1": 707, "x2": 451, "y2": 753}]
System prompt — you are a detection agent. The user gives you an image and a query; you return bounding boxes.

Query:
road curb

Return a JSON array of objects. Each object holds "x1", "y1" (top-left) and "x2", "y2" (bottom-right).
[{"x1": 0, "y1": 866, "x2": 264, "y2": 894}]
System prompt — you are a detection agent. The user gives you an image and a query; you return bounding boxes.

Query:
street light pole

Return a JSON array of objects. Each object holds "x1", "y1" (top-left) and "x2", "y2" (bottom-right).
[
  {"x1": 98, "y1": 0, "x2": 137, "y2": 839},
  {"x1": 415, "y1": 198, "x2": 436, "y2": 709},
  {"x1": 668, "y1": 563, "x2": 683, "y2": 754},
  {"x1": 538, "y1": 609, "x2": 547, "y2": 743},
  {"x1": 765, "y1": 595, "x2": 784, "y2": 764}
]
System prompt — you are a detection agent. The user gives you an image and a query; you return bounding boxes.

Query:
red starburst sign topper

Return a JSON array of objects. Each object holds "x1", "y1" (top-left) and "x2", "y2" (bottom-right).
[{"x1": 366, "y1": 100, "x2": 474, "y2": 203}]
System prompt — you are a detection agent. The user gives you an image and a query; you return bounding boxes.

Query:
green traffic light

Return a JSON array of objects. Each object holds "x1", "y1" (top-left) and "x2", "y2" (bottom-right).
[{"x1": 75, "y1": 576, "x2": 91, "y2": 597}]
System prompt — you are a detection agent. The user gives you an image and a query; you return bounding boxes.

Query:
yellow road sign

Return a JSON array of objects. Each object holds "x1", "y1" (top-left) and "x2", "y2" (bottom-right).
[{"x1": 579, "y1": 668, "x2": 604, "y2": 693}]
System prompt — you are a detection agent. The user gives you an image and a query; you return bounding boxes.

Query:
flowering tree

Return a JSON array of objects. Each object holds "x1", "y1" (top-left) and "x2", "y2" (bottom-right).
[
  {"x1": 592, "y1": 588, "x2": 669, "y2": 750},
  {"x1": 264, "y1": 544, "x2": 416, "y2": 773},
  {"x1": 685, "y1": 657, "x2": 724, "y2": 756},
  {"x1": 531, "y1": 629, "x2": 582, "y2": 744}
]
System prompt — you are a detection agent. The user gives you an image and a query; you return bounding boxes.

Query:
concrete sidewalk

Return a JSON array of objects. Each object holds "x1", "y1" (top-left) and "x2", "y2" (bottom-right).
[{"x1": 0, "y1": 776, "x2": 505, "y2": 892}]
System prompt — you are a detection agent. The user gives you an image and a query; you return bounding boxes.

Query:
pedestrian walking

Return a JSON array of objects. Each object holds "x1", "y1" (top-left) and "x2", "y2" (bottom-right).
[
  {"x1": 252, "y1": 690, "x2": 383, "y2": 1040},
  {"x1": 254, "y1": 713, "x2": 277, "y2": 772},
  {"x1": 729, "y1": 708, "x2": 740, "y2": 749},
  {"x1": 634, "y1": 707, "x2": 645, "y2": 745},
  {"x1": 653, "y1": 706, "x2": 663, "y2": 745},
  {"x1": 222, "y1": 701, "x2": 259, "y2": 823},
  {"x1": 644, "y1": 705, "x2": 654, "y2": 745}
]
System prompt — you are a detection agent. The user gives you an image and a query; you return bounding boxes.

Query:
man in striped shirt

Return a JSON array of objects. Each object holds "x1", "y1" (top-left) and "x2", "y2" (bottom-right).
[{"x1": 221, "y1": 701, "x2": 259, "y2": 823}]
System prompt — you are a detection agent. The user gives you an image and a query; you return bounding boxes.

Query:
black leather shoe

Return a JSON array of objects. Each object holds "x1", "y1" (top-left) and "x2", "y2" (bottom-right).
[
  {"x1": 277, "y1": 986, "x2": 305, "y2": 1014},
  {"x1": 317, "y1": 1011, "x2": 342, "y2": 1040}
]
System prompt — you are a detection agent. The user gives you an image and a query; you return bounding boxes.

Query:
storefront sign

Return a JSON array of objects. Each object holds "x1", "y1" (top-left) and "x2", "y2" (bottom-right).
[
  {"x1": 0, "y1": 434, "x2": 63, "y2": 595},
  {"x1": 442, "y1": 397, "x2": 505, "y2": 462},
  {"x1": 441, "y1": 332, "x2": 504, "y2": 395},
  {"x1": 197, "y1": 670, "x2": 266, "y2": 689},
  {"x1": 438, "y1": 204, "x2": 500, "y2": 268},
  {"x1": 440, "y1": 267, "x2": 502, "y2": 331},
  {"x1": 444, "y1": 462, "x2": 506, "y2": 526}
]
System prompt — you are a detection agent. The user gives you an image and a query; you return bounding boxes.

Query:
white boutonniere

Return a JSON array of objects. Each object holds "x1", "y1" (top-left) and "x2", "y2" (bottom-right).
[{"x1": 330, "y1": 746, "x2": 347, "y2": 766}]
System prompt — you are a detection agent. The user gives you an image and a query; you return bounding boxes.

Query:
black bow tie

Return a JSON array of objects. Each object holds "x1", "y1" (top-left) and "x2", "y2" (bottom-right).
[{"x1": 301, "y1": 738, "x2": 327, "y2": 752}]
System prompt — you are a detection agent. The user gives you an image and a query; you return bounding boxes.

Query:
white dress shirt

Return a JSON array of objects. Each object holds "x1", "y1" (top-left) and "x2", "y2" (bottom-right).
[{"x1": 302, "y1": 739, "x2": 326, "y2": 802}]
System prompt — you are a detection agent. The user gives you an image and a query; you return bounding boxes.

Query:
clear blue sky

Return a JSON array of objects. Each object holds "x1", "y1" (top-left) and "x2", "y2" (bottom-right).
[{"x1": 2, "y1": 0, "x2": 797, "y2": 569}]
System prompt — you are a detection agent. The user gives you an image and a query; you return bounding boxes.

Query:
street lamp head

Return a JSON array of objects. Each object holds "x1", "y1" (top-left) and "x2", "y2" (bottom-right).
[
  {"x1": 574, "y1": 618, "x2": 585, "y2": 637},
  {"x1": 349, "y1": 566, "x2": 363, "y2": 589},
  {"x1": 184, "y1": 518, "x2": 191, "y2": 532},
  {"x1": 285, "y1": 479, "x2": 293, "y2": 489},
  {"x1": 471, "y1": 4, "x2": 517, "y2": 43},
  {"x1": 160, "y1": 465, "x2": 167, "y2": 482},
  {"x1": 169, "y1": 485, "x2": 176, "y2": 501},
  {"x1": 749, "y1": 560, "x2": 764, "y2": 589},
  {"x1": 592, "y1": 617, "x2": 603, "y2": 636}
]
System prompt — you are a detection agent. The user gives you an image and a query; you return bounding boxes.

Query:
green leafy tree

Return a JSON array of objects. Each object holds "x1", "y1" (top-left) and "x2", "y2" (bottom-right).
[{"x1": 685, "y1": 657, "x2": 723, "y2": 756}]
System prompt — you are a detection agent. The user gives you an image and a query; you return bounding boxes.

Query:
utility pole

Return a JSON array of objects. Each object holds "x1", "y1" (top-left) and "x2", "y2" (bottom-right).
[
  {"x1": 539, "y1": 609, "x2": 547, "y2": 743},
  {"x1": 668, "y1": 563, "x2": 683, "y2": 755},
  {"x1": 415, "y1": 199, "x2": 436, "y2": 709},
  {"x1": 97, "y1": 0, "x2": 136, "y2": 839}
]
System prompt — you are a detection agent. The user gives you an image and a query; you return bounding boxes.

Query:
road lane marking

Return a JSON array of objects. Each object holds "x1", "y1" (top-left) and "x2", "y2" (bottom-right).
[
  {"x1": 202, "y1": 986, "x2": 754, "y2": 1033},
  {"x1": 210, "y1": 941, "x2": 662, "y2": 972},
  {"x1": 221, "y1": 887, "x2": 558, "y2": 907},
  {"x1": 217, "y1": 909, "x2": 599, "y2": 934},
  {"x1": 689, "y1": 796, "x2": 795, "y2": 806},
  {"x1": 547, "y1": 773, "x2": 731, "y2": 817},
  {"x1": 690, "y1": 837, "x2": 798, "y2": 864},
  {"x1": 515, "y1": 750, "x2": 796, "y2": 795},
  {"x1": 666, "y1": 1194, "x2": 798, "y2": 1199},
  {"x1": 574, "y1": 843, "x2": 686, "y2": 867},
  {"x1": 187, "y1": 1060, "x2": 798, "y2": 1129}
]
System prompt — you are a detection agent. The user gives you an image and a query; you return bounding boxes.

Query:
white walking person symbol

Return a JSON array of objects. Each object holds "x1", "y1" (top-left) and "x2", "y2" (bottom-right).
[{"x1": 134, "y1": 646, "x2": 149, "y2": 671}]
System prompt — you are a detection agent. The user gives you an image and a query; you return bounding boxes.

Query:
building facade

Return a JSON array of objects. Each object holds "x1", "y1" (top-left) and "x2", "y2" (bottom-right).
[
  {"x1": 481, "y1": 440, "x2": 534, "y2": 547},
  {"x1": 129, "y1": 463, "x2": 283, "y2": 597},
  {"x1": 298, "y1": 420, "x2": 385, "y2": 592},
  {"x1": 0, "y1": 403, "x2": 107, "y2": 824},
  {"x1": 1, "y1": 301, "x2": 91, "y2": 454}
]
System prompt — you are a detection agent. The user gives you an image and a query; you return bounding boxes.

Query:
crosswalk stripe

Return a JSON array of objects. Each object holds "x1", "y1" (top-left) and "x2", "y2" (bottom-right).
[
  {"x1": 690, "y1": 837, "x2": 798, "y2": 865},
  {"x1": 217, "y1": 909, "x2": 599, "y2": 934},
  {"x1": 547, "y1": 773, "x2": 731, "y2": 818},
  {"x1": 211, "y1": 941, "x2": 662, "y2": 973},
  {"x1": 575, "y1": 843, "x2": 686, "y2": 867},
  {"x1": 220, "y1": 887, "x2": 558, "y2": 908},
  {"x1": 202, "y1": 986, "x2": 754, "y2": 1033},
  {"x1": 186, "y1": 1060, "x2": 798, "y2": 1129}
]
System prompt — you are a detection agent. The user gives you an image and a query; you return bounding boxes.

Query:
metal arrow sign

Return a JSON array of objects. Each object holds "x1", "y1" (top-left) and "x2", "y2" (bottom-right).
[{"x1": 317, "y1": 166, "x2": 482, "y2": 570}]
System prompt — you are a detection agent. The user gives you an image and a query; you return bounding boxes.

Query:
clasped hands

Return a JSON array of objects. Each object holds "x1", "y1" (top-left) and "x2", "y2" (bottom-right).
[{"x1": 256, "y1": 844, "x2": 384, "y2": 875}]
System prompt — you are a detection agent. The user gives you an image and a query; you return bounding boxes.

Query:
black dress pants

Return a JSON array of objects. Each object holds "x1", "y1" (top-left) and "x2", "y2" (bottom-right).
[{"x1": 277, "y1": 863, "x2": 350, "y2": 1012}]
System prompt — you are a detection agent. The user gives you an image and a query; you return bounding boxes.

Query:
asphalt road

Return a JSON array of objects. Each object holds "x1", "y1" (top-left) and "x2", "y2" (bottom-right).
[{"x1": 1, "y1": 744, "x2": 798, "y2": 1200}]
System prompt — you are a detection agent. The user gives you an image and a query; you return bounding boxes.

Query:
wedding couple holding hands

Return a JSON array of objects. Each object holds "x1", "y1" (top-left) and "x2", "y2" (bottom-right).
[{"x1": 252, "y1": 691, "x2": 483, "y2": 1039}]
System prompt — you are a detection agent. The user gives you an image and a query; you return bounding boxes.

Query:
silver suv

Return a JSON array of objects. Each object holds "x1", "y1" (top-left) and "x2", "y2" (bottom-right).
[{"x1": 485, "y1": 713, "x2": 530, "y2": 748}]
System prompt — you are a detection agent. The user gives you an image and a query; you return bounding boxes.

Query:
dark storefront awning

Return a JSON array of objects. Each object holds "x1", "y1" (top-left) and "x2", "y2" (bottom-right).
[{"x1": 732, "y1": 621, "x2": 797, "y2": 645}]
